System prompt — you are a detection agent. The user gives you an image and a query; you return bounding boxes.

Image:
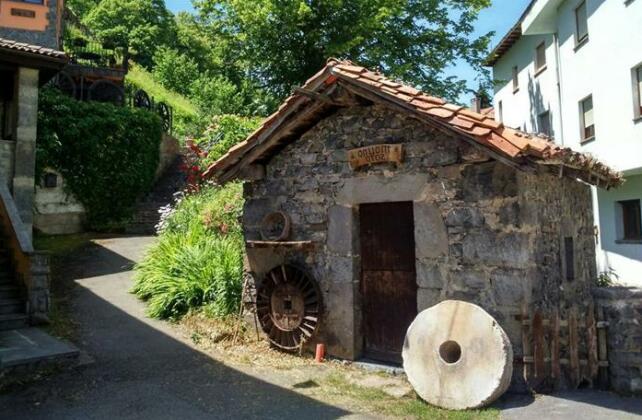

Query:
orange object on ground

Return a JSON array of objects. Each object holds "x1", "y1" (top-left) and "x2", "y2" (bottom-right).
[{"x1": 315, "y1": 343, "x2": 325, "y2": 363}]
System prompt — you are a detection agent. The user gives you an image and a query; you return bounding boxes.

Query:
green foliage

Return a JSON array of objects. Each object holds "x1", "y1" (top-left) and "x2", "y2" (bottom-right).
[
  {"x1": 37, "y1": 89, "x2": 162, "y2": 230},
  {"x1": 132, "y1": 184, "x2": 245, "y2": 320},
  {"x1": 66, "y1": 0, "x2": 101, "y2": 18},
  {"x1": 194, "y1": 115, "x2": 262, "y2": 167},
  {"x1": 193, "y1": 0, "x2": 493, "y2": 102},
  {"x1": 126, "y1": 64, "x2": 207, "y2": 137},
  {"x1": 152, "y1": 46, "x2": 200, "y2": 96},
  {"x1": 84, "y1": 0, "x2": 177, "y2": 68},
  {"x1": 597, "y1": 267, "x2": 618, "y2": 287}
]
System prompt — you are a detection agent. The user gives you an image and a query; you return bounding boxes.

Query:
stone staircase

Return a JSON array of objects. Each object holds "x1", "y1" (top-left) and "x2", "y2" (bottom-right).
[
  {"x1": 0, "y1": 229, "x2": 28, "y2": 331},
  {"x1": 126, "y1": 155, "x2": 187, "y2": 235}
]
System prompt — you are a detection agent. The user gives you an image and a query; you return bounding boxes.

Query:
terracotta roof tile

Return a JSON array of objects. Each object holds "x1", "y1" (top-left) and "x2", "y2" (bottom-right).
[
  {"x1": 204, "y1": 59, "x2": 623, "y2": 188},
  {"x1": 0, "y1": 37, "x2": 67, "y2": 61}
]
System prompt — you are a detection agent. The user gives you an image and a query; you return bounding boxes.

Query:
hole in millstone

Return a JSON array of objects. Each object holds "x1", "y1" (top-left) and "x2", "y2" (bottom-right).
[
  {"x1": 283, "y1": 297, "x2": 293, "y2": 311},
  {"x1": 439, "y1": 340, "x2": 462, "y2": 364}
]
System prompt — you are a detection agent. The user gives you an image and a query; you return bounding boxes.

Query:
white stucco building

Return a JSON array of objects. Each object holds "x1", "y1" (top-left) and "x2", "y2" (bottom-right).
[{"x1": 487, "y1": 0, "x2": 642, "y2": 286}]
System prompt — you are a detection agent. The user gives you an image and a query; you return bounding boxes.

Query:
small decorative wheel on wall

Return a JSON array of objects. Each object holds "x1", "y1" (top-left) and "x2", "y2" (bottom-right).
[
  {"x1": 260, "y1": 211, "x2": 291, "y2": 241},
  {"x1": 256, "y1": 264, "x2": 322, "y2": 351}
]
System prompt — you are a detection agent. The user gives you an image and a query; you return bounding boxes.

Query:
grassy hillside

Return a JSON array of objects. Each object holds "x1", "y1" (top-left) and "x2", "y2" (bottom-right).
[{"x1": 127, "y1": 64, "x2": 203, "y2": 137}]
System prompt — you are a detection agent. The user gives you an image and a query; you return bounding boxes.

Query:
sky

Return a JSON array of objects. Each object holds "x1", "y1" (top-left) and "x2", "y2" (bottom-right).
[{"x1": 164, "y1": 0, "x2": 531, "y2": 103}]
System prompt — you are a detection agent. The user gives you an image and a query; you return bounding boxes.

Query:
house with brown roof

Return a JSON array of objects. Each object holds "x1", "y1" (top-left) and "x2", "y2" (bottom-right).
[{"x1": 206, "y1": 59, "x2": 620, "y2": 389}]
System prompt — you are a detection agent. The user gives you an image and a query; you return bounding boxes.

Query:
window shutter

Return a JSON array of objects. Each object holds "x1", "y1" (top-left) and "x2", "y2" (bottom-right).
[{"x1": 637, "y1": 67, "x2": 642, "y2": 109}]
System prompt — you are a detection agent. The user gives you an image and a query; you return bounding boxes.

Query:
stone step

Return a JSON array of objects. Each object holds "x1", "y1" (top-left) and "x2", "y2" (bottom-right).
[
  {"x1": 0, "y1": 327, "x2": 79, "y2": 368},
  {"x1": 0, "y1": 285, "x2": 20, "y2": 300},
  {"x1": 0, "y1": 299, "x2": 25, "y2": 315},
  {"x1": 0, "y1": 313, "x2": 28, "y2": 331}
]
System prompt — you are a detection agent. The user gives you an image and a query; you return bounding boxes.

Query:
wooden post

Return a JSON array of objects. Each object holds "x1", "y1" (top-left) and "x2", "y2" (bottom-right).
[
  {"x1": 569, "y1": 306, "x2": 580, "y2": 388},
  {"x1": 521, "y1": 302, "x2": 532, "y2": 385},
  {"x1": 597, "y1": 304, "x2": 609, "y2": 389},
  {"x1": 551, "y1": 309, "x2": 561, "y2": 385},
  {"x1": 587, "y1": 303, "x2": 599, "y2": 383},
  {"x1": 533, "y1": 311, "x2": 545, "y2": 379}
]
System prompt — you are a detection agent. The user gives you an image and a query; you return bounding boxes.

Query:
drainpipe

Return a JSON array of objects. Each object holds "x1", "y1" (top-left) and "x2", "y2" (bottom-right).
[{"x1": 554, "y1": 32, "x2": 565, "y2": 145}]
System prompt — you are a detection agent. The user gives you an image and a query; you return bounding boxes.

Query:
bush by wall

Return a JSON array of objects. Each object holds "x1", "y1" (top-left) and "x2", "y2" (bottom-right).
[
  {"x1": 37, "y1": 88, "x2": 162, "y2": 229},
  {"x1": 132, "y1": 183, "x2": 244, "y2": 319}
]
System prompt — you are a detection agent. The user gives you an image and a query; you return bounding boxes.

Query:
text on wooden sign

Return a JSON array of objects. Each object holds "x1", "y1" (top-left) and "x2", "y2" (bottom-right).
[{"x1": 348, "y1": 144, "x2": 404, "y2": 169}]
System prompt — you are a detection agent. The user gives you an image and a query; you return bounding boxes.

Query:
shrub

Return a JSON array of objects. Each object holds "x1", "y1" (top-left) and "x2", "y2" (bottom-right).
[
  {"x1": 37, "y1": 88, "x2": 162, "y2": 230},
  {"x1": 132, "y1": 183, "x2": 245, "y2": 320},
  {"x1": 194, "y1": 114, "x2": 262, "y2": 168}
]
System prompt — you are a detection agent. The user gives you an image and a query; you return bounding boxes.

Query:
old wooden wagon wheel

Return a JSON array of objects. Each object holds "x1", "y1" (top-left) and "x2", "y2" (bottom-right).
[
  {"x1": 133, "y1": 89, "x2": 152, "y2": 109},
  {"x1": 53, "y1": 71, "x2": 76, "y2": 99},
  {"x1": 157, "y1": 102, "x2": 172, "y2": 132},
  {"x1": 87, "y1": 80, "x2": 124, "y2": 105},
  {"x1": 256, "y1": 265, "x2": 322, "y2": 351}
]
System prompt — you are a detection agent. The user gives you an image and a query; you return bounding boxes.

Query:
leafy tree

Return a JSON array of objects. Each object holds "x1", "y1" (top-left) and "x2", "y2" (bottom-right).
[
  {"x1": 66, "y1": 0, "x2": 101, "y2": 18},
  {"x1": 152, "y1": 47, "x2": 200, "y2": 96},
  {"x1": 193, "y1": 0, "x2": 493, "y2": 102},
  {"x1": 84, "y1": 0, "x2": 177, "y2": 68}
]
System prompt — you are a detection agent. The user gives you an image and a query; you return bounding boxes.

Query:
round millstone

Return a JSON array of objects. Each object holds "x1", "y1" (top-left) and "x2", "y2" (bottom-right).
[{"x1": 402, "y1": 300, "x2": 513, "y2": 410}]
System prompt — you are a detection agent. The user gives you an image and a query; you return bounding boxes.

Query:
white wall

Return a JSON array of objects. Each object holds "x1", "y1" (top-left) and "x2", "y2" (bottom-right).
[
  {"x1": 491, "y1": 0, "x2": 642, "y2": 286},
  {"x1": 493, "y1": 33, "x2": 561, "y2": 137},
  {"x1": 556, "y1": 0, "x2": 642, "y2": 172},
  {"x1": 596, "y1": 174, "x2": 642, "y2": 285}
]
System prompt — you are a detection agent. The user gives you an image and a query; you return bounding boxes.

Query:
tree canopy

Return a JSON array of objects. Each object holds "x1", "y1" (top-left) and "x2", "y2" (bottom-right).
[
  {"x1": 84, "y1": 0, "x2": 177, "y2": 68},
  {"x1": 193, "y1": 0, "x2": 492, "y2": 102}
]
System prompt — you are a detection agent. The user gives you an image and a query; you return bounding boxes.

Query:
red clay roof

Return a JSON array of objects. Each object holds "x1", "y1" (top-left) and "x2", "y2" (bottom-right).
[
  {"x1": 0, "y1": 37, "x2": 68, "y2": 62},
  {"x1": 205, "y1": 59, "x2": 622, "y2": 188}
]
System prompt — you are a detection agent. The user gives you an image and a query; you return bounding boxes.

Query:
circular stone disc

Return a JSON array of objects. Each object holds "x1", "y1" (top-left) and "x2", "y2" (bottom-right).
[{"x1": 402, "y1": 300, "x2": 513, "y2": 410}]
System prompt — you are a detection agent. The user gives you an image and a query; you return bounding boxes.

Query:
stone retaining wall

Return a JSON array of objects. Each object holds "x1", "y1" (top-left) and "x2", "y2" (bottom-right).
[{"x1": 594, "y1": 287, "x2": 642, "y2": 394}]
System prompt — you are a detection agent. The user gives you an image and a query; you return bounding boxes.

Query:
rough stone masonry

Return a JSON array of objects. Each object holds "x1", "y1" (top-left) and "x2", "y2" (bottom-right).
[{"x1": 242, "y1": 104, "x2": 597, "y2": 390}]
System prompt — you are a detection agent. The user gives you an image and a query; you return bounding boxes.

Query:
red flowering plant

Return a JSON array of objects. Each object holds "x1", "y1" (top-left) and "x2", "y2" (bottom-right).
[{"x1": 180, "y1": 137, "x2": 210, "y2": 192}]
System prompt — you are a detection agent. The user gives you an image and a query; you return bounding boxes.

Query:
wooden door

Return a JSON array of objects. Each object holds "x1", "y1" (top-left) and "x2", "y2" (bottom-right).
[{"x1": 360, "y1": 202, "x2": 417, "y2": 363}]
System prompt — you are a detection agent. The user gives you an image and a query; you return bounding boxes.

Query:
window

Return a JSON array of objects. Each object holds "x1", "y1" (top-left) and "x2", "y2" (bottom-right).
[
  {"x1": 0, "y1": 71, "x2": 13, "y2": 140},
  {"x1": 498, "y1": 100, "x2": 504, "y2": 123},
  {"x1": 575, "y1": 1, "x2": 589, "y2": 45},
  {"x1": 564, "y1": 237, "x2": 575, "y2": 281},
  {"x1": 512, "y1": 66, "x2": 519, "y2": 92},
  {"x1": 537, "y1": 110, "x2": 552, "y2": 136},
  {"x1": 580, "y1": 95, "x2": 595, "y2": 141},
  {"x1": 535, "y1": 42, "x2": 547, "y2": 73},
  {"x1": 43, "y1": 172, "x2": 58, "y2": 189},
  {"x1": 618, "y1": 200, "x2": 642, "y2": 241},
  {"x1": 634, "y1": 65, "x2": 642, "y2": 118}
]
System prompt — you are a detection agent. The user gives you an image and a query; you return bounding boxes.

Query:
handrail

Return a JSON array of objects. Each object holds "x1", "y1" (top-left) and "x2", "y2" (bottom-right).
[
  {"x1": 0, "y1": 178, "x2": 51, "y2": 324},
  {"x1": 0, "y1": 180, "x2": 34, "y2": 254}
]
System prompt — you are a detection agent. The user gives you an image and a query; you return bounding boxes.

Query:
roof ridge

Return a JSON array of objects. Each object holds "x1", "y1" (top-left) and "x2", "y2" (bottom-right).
[{"x1": 205, "y1": 60, "x2": 623, "y2": 188}]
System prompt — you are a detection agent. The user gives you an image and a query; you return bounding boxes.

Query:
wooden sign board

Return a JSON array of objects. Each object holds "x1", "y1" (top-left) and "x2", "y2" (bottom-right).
[{"x1": 348, "y1": 144, "x2": 404, "y2": 169}]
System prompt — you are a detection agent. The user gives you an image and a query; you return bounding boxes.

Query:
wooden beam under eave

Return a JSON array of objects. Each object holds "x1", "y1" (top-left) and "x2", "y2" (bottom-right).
[
  {"x1": 218, "y1": 98, "x2": 336, "y2": 184},
  {"x1": 239, "y1": 164, "x2": 266, "y2": 181}
]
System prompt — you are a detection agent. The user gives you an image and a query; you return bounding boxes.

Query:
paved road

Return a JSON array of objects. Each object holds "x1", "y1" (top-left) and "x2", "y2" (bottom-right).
[
  {"x1": 0, "y1": 236, "x2": 356, "y2": 419},
  {"x1": 0, "y1": 235, "x2": 640, "y2": 420}
]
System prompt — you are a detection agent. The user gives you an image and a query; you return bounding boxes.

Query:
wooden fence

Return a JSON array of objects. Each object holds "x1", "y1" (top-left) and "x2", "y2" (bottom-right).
[{"x1": 519, "y1": 303, "x2": 609, "y2": 391}]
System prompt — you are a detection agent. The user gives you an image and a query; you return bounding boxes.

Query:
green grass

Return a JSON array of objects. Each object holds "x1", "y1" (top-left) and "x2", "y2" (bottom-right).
[
  {"x1": 127, "y1": 64, "x2": 200, "y2": 118},
  {"x1": 34, "y1": 233, "x2": 92, "y2": 256},
  {"x1": 321, "y1": 373, "x2": 500, "y2": 420},
  {"x1": 132, "y1": 183, "x2": 245, "y2": 320}
]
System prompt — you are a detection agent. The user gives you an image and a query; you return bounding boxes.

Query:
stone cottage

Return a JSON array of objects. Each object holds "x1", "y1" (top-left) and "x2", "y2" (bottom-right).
[{"x1": 204, "y1": 60, "x2": 622, "y2": 386}]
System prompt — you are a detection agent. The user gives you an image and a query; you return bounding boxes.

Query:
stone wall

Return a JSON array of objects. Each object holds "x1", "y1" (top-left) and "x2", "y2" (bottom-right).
[
  {"x1": 243, "y1": 105, "x2": 596, "y2": 386},
  {"x1": 0, "y1": 0, "x2": 60, "y2": 49},
  {"x1": 594, "y1": 287, "x2": 642, "y2": 395},
  {"x1": 34, "y1": 169, "x2": 86, "y2": 235}
]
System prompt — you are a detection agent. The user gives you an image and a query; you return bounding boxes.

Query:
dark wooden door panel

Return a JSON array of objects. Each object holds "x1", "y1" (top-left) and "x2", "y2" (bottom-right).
[
  {"x1": 360, "y1": 202, "x2": 415, "y2": 271},
  {"x1": 362, "y1": 270, "x2": 417, "y2": 363},
  {"x1": 360, "y1": 201, "x2": 417, "y2": 364}
]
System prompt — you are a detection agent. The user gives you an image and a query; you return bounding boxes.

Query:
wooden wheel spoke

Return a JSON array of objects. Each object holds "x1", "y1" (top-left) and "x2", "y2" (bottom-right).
[{"x1": 257, "y1": 265, "x2": 323, "y2": 352}]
